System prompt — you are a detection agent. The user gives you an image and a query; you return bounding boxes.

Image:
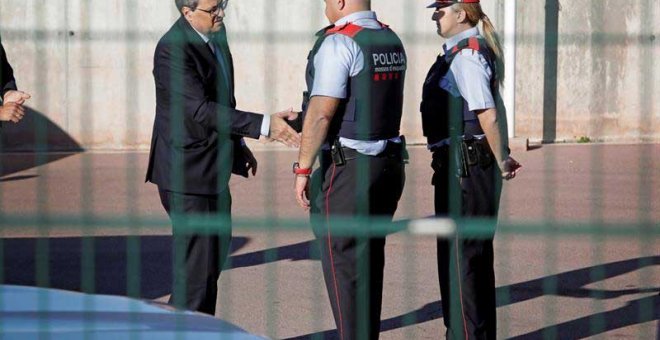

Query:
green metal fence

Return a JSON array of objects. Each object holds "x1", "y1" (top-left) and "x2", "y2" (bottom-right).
[{"x1": 0, "y1": 0, "x2": 658, "y2": 339}]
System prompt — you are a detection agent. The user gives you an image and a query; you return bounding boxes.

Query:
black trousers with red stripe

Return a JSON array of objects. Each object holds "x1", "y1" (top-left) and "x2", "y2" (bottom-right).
[
  {"x1": 310, "y1": 147, "x2": 405, "y2": 340},
  {"x1": 432, "y1": 148, "x2": 501, "y2": 340}
]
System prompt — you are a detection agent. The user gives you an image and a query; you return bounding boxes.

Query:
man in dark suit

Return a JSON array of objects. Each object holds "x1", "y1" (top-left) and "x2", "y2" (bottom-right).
[
  {"x1": 147, "y1": 0, "x2": 300, "y2": 315},
  {"x1": 0, "y1": 35, "x2": 30, "y2": 124}
]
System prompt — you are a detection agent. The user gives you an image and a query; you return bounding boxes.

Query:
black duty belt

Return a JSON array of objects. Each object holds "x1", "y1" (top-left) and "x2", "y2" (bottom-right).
[
  {"x1": 430, "y1": 137, "x2": 494, "y2": 177},
  {"x1": 324, "y1": 138, "x2": 408, "y2": 166},
  {"x1": 341, "y1": 142, "x2": 404, "y2": 160}
]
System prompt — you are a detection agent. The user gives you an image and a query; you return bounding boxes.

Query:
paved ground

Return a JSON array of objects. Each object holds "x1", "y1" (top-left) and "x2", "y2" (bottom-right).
[{"x1": 0, "y1": 143, "x2": 658, "y2": 339}]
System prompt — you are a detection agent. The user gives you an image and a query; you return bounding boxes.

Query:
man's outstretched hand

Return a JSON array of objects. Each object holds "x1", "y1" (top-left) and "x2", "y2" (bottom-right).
[
  {"x1": 3, "y1": 90, "x2": 31, "y2": 105},
  {"x1": 269, "y1": 108, "x2": 301, "y2": 148}
]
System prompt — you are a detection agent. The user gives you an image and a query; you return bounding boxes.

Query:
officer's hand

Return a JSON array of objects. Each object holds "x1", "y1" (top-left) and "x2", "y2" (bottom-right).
[
  {"x1": 295, "y1": 175, "x2": 311, "y2": 210},
  {"x1": 0, "y1": 102, "x2": 26, "y2": 123},
  {"x1": 275, "y1": 107, "x2": 299, "y2": 121},
  {"x1": 501, "y1": 156, "x2": 521, "y2": 180},
  {"x1": 269, "y1": 111, "x2": 301, "y2": 148},
  {"x1": 3, "y1": 90, "x2": 31, "y2": 105}
]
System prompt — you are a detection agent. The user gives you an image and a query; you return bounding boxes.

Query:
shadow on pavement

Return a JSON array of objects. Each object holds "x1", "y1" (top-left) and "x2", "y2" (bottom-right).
[
  {"x1": 509, "y1": 294, "x2": 659, "y2": 339},
  {"x1": 285, "y1": 255, "x2": 660, "y2": 339},
  {"x1": 2, "y1": 233, "x2": 657, "y2": 338},
  {"x1": 0, "y1": 107, "x2": 83, "y2": 178},
  {"x1": 0, "y1": 174, "x2": 39, "y2": 182},
  {"x1": 225, "y1": 240, "x2": 319, "y2": 269},
  {"x1": 0, "y1": 235, "x2": 250, "y2": 300}
]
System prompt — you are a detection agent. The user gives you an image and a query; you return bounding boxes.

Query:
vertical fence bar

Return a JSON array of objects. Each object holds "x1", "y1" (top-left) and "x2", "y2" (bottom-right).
[
  {"x1": 34, "y1": 0, "x2": 51, "y2": 338},
  {"x1": 637, "y1": 0, "x2": 655, "y2": 338},
  {"x1": 0, "y1": 3, "x2": 5, "y2": 335},
  {"x1": 589, "y1": 0, "x2": 608, "y2": 333},
  {"x1": 308, "y1": 4, "x2": 325, "y2": 338},
  {"x1": 123, "y1": 0, "x2": 141, "y2": 338},
  {"x1": 498, "y1": 0, "x2": 515, "y2": 335},
  {"x1": 75, "y1": 0, "x2": 96, "y2": 337},
  {"x1": 263, "y1": 0, "x2": 279, "y2": 336},
  {"x1": 400, "y1": 0, "x2": 418, "y2": 337},
  {"x1": 167, "y1": 1, "x2": 187, "y2": 335},
  {"x1": 125, "y1": 0, "x2": 141, "y2": 301},
  {"x1": 541, "y1": 0, "x2": 560, "y2": 337}
]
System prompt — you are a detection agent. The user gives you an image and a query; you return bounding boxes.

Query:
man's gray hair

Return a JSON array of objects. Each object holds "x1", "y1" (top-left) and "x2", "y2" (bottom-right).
[{"x1": 175, "y1": 0, "x2": 199, "y2": 11}]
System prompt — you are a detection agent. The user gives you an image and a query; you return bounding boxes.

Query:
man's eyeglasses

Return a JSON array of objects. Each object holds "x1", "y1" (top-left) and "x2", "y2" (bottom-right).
[{"x1": 196, "y1": 0, "x2": 228, "y2": 16}]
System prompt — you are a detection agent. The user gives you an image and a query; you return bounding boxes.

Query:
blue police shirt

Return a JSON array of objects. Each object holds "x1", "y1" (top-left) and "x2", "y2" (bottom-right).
[
  {"x1": 311, "y1": 11, "x2": 400, "y2": 156},
  {"x1": 428, "y1": 27, "x2": 495, "y2": 149}
]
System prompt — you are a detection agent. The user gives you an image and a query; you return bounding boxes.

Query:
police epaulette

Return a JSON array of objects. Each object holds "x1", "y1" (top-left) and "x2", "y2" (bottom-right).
[
  {"x1": 325, "y1": 23, "x2": 364, "y2": 38},
  {"x1": 445, "y1": 36, "x2": 488, "y2": 61},
  {"x1": 452, "y1": 37, "x2": 482, "y2": 53}
]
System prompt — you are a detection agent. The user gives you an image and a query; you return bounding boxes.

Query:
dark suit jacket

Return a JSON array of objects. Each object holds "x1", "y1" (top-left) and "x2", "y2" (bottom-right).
[
  {"x1": 146, "y1": 17, "x2": 264, "y2": 195},
  {"x1": 0, "y1": 35, "x2": 17, "y2": 102}
]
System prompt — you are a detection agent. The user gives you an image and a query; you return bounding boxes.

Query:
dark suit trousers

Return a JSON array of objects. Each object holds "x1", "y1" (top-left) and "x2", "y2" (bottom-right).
[
  {"x1": 159, "y1": 188, "x2": 232, "y2": 315},
  {"x1": 310, "y1": 147, "x2": 405, "y2": 340},
  {"x1": 433, "y1": 149, "x2": 501, "y2": 340}
]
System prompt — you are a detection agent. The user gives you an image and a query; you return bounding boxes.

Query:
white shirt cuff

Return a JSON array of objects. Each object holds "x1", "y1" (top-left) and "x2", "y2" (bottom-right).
[{"x1": 260, "y1": 114, "x2": 271, "y2": 137}]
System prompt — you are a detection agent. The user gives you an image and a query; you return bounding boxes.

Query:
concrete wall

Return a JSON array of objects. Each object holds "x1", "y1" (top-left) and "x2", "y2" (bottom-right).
[
  {"x1": 516, "y1": 0, "x2": 659, "y2": 142},
  {"x1": 0, "y1": 0, "x2": 657, "y2": 150}
]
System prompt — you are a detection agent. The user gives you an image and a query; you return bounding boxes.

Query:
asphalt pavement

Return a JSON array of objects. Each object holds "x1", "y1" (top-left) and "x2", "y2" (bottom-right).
[{"x1": 0, "y1": 143, "x2": 658, "y2": 339}]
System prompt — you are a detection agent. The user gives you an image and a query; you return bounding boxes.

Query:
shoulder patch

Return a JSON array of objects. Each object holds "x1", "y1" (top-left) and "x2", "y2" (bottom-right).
[
  {"x1": 446, "y1": 36, "x2": 492, "y2": 63},
  {"x1": 451, "y1": 36, "x2": 482, "y2": 54},
  {"x1": 326, "y1": 23, "x2": 364, "y2": 38}
]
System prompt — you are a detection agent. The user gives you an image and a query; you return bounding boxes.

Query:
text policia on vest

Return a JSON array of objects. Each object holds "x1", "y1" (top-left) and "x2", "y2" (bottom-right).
[{"x1": 373, "y1": 52, "x2": 407, "y2": 72}]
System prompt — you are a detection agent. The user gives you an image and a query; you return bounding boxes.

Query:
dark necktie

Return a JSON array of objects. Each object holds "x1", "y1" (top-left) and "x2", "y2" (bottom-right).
[{"x1": 209, "y1": 41, "x2": 232, "y2": 96}]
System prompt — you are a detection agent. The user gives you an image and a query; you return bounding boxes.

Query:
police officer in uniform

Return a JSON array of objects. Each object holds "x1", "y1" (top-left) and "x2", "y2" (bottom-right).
[
  {"x1": 420, "y1": 0, "x2": 521, "y2": 339},
  {"x1": 292, "y1": 0, "x2": 407, "y2": 338}
]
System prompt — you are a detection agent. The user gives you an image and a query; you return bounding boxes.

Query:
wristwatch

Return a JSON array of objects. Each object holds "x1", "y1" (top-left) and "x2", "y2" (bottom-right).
[{"x1": 292, "y1": 162, "x2": 312, "y2": 176}]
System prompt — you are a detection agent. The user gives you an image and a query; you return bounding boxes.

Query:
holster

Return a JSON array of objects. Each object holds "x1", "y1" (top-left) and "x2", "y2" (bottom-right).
[
  {"x1": 330, "y1": 138, "x2": 346, "y2": 166},
  {"x1": 460, "y1": 137, "x2": 495, "y2": 177},
  {"x1": 431, "y1": 137, "x2": 495, "y2": 179}
]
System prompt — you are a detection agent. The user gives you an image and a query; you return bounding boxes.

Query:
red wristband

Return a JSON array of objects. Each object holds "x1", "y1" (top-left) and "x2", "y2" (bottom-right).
[{"x1": 292, "y1": 162, "x2": 312, "y2": 176}]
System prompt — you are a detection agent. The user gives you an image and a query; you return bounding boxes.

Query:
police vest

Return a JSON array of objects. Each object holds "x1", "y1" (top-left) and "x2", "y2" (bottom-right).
[
  {"x1": 420, "y1": 36, "x2": 499, "y2": 145},
  {"x1": 304, "y1": 23, "x2": 407, "y2": 141}
]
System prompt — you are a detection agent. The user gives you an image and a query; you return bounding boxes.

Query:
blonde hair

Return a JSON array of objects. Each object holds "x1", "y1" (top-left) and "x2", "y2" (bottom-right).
[{"x1": 451, "y1": 3, "x2": 505, "y2": 85}]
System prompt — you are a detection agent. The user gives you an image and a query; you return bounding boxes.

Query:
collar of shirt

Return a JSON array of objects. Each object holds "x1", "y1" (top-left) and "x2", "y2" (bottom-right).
[
  {"x1": 443, "y1": 26, "x2": 479, "y2": 53},
  {"x1": 334, "y1": 10, "x2": 378, "y2": 27},
  {"x1": 192, "y1": 27, "x2": 211, "y2": 44}
]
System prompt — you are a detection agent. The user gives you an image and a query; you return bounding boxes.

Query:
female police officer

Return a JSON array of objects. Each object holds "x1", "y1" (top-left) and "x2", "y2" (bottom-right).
[{"x1": 420, "y1": 0, "x2": 521, "y2": 339}]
